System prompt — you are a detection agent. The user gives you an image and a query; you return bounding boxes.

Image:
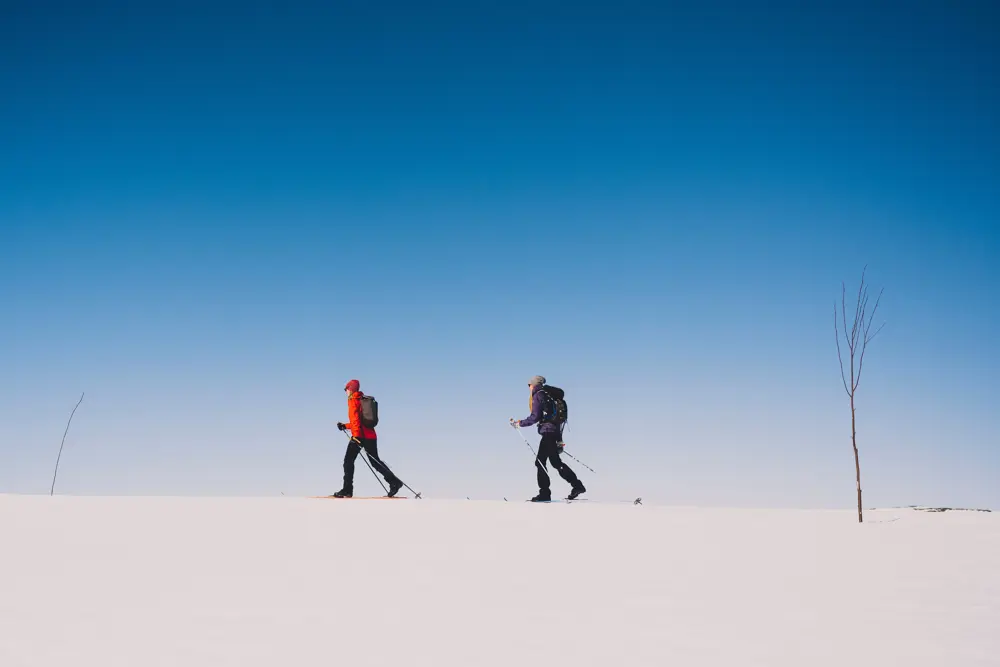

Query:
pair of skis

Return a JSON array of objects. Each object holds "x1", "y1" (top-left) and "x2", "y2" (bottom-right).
[
  {"x1": 519, "y1": 496, "x2": 643, "y2": 505},
  {"x1": 526, "y1": 498, "x2": 590, "y2": 503},
  {"x1": 309, "y1": 495, "x2": 410, "y2": 500}
]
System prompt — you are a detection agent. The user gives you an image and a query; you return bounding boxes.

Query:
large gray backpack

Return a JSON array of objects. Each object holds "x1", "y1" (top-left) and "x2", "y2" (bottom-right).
[{"x1": 360, "y1": 395, "x2": 379, "y2": 428}]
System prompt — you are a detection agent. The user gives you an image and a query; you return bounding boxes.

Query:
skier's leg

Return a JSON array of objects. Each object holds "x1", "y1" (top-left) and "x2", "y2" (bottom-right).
[
  {"x1": 551, "y1": 449, "x2": 581, "y2": 487},
  {"x1": 545, "y1": 433, "x2": 584, "y2": 495},
  {"x1": 364, "y1": 439, "x2": 401, "y2": 486},
  {"x1": 342, "y1": 440, "x2": 361, "y2": 492},
  {"x1": 535, "y1": 437, "x2": 552, "y2": 498}
]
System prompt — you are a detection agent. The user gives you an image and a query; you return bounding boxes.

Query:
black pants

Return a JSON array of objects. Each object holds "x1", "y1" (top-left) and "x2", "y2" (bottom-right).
[
  {"x1": 343, "y1": 438, "x2": 400, "y2": 490},
  {"x1": 535, "y1": 433, "x2": 581, "y2": 494}
]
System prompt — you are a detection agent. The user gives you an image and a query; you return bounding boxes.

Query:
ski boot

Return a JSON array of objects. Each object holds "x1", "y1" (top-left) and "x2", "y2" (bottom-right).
[
  {"x1": 332, "y1": 488, "x2": 353, "y2": 498},
  {"x1": 567, "y1": 483, "x2": 586, "y2": 501},
  {"x1": 529, "y1": 492, "x2": 552, "y2": 502},
  {"x1": 387, "y1": 480, "x2": 403, "y2": 498}
]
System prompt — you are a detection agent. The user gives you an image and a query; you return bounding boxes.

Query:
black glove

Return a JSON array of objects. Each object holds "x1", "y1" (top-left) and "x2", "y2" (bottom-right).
[{"x1": 337, "y1": 422, "x2": 347, "y2": 432}]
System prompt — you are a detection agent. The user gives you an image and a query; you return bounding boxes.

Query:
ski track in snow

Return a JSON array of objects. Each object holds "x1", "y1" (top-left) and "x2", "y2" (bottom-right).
[{"x1": 1, "y1": 495, "x2": 998, "y2": 667}]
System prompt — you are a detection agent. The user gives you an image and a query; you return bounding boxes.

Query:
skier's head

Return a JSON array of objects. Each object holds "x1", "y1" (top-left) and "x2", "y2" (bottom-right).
[
  {"x1": 344, "y1": 379, "x2": 360, "y2": 395},
  {"x1": 528, "y1": 375, "x2": 546, "y2": 389}
]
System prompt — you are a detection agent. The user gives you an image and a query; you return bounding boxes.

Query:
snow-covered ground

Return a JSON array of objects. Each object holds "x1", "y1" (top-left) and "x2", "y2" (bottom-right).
[{"x1": 1, "y1": 495, "x2": 997, "y2": 666}]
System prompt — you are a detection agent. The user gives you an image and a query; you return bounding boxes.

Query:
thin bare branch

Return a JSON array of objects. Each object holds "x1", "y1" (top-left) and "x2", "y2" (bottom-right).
[
  {"x1": 856, "y1": 323, "x2": 883, "y2": 388},
  {"x1": 835, "y1": 303, "x2": 851, "y2": 396},
  {"x1": 851, "y1": 273, "x2": 865, "y2": 349},
  {"x1": 841, "y1": 283, "x2": 850, "y2": 354},
  {"x1": 859, "y1": 289, "x2": 870, "y2": 335},
  {"x1": 867, "y1": 321, "x2": 887, "y2": 344},
  {"x1": 51, "y1": 392, "x2": 85, "y2": 496},
  {"x1": 856, "y1": 287, "x2": 886, "y2": 388},
  {"x1": 864, "y1": 288, "x2": 885, "y2": 341}
]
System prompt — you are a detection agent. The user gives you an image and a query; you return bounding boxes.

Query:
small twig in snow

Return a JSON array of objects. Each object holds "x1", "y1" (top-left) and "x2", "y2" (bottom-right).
[{"x1": 50, "y1": 392, "x2": 85, "y2": 496}]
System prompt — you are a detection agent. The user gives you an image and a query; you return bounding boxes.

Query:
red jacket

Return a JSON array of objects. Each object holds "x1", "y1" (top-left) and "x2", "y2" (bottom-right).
[{"x1": 346, "y1": 391, "x2": 377, "y2": 440}]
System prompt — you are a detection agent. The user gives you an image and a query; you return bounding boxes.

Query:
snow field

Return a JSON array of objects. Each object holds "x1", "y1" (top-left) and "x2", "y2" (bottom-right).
[{"x1": 1, "y1": 495, "x2": 997, "y2": 666}]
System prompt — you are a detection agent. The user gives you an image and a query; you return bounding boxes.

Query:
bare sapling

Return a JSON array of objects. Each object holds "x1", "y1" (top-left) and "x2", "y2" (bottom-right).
[{"x1": 834, "y1": 268, "x2": 885, "y2": 523}]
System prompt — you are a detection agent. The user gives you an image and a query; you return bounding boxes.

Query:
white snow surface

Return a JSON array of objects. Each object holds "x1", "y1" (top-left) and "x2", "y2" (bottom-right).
[{"x1": 1, "y1": 495, "x2": 998, "y2": 667}]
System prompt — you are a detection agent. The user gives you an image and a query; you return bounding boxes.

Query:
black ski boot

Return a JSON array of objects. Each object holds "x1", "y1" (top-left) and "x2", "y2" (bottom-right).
[
  {"x1": 530, "y1": 492, "x2": 551, "y2": 502},
  {"x1": 387, "y1": 480, "x2": 403, "y2": 498},
  {"x1": 567, "y1": 484, "x2": 586, "y2": 501},
  {"x1": 332, "y1": 488, "x2": 353, "y2": 498}
]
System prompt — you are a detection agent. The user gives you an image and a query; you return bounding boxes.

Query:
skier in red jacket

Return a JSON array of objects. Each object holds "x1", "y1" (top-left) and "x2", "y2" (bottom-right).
[{"x1": 334, "y1": 379, "x2": 402, "y2": 498}]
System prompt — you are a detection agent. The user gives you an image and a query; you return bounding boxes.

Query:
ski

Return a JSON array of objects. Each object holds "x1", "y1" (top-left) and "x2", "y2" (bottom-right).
[
  {"x1": 525, "y1": 498, "x2": 590, "y2": 503},
  {"x1": 309, "y1": 495, "x2": 409, "y2": 500}
]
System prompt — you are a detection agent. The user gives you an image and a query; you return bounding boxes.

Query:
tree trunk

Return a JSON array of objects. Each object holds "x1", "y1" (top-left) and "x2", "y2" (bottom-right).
[{"x1": 851, "y1": 393, "x2": 862, "y2": 523}]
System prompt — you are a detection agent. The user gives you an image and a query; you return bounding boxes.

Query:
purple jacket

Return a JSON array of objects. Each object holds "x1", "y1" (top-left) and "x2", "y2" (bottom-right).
[{"x1": 518, "y1": 385, "x2": 561, "y2": 435}]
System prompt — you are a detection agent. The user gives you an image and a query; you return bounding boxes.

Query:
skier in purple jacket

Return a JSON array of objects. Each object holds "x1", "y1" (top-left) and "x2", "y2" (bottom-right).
[{"x1": 511, "y1": 375, "x2": 586, "y2": 502}]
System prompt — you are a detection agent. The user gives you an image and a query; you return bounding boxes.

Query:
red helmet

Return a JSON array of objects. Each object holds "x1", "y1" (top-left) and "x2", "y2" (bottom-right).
[{"x1": 344, "y1": 379, "x2": 360, "y2": 393}]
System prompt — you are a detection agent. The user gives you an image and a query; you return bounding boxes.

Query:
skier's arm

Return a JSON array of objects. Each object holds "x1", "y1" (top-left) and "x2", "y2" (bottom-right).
[{"x1": 518, "y1": 394, "x2": 544, "y2": 428}]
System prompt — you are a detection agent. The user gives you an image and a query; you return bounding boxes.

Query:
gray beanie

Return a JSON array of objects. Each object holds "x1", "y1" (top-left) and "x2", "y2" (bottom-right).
[{"x1": 529, "y1": 375, "x2": 546, "y2": 386}]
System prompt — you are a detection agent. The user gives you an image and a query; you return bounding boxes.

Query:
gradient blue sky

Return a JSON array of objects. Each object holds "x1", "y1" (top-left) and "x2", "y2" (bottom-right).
[{"x1": 2, "y1": 0, "x2": 997, "y2": 508}]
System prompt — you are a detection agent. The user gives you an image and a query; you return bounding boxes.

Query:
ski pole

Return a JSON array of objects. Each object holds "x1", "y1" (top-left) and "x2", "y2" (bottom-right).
[
  {"x1": 359, "y1": 447, "x2": 390, "y2": 495},
  {"x1": 343, "y1": 433, "x2": 389, "y2": 495},
  {"x1": 560, "y1": 448, "x2": 596, "y2": 474},
  {"x1": 342, "y1": 431, "x2": 422, "y2": 499},
  {"x1": 511, "y1": 422, "x2": 596, "y2": 475},
  {"x1": 510, "y1": 423, "x2": 551, "y2": 477},
  {"x1": 361, "y1": 446, "x2": 423, "y2": 499}
]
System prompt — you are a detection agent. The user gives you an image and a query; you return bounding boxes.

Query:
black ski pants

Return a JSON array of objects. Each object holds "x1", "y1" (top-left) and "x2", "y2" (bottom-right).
[
  {"x1": 535, "y1": 432, "x2": 581, "y2": 494},
  {"x1": 343, "y1": 438, "x2": 400, "y2": 490}
]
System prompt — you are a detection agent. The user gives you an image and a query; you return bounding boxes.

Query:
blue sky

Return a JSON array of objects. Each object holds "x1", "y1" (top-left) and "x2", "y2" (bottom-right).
[{"x1": 1, "y1": 0, "x2": 997, "y2": 508}]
